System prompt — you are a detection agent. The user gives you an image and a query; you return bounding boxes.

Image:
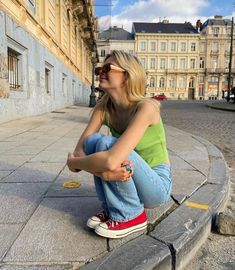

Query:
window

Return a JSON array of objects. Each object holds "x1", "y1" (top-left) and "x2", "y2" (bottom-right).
[
  {"x1": 150, "y1": 77, "x2": 155, "y2": 87},
  {"x1": 28, "y1": 0, "x2": 36, "y2": 13},
  {"x1": 170, "y1": 58, "x2": 176, "y2": 69},
  {"x1": 160, "y1": 58, "x2": 166, "y2": 69},
  {"x1": 160, "y1": 42, "x2": 166, "y2": 51},
  {"x1": 181, "y1": 42, "x2": 186, "y2": 52},
  {"x1": 213, "y1": 27, "x2": 220, "y2": 36},
  {"x1": 140, "y1": 58, "x2": 146, "y2": 68},
  {"x1": 179, "y1": 77, "x2": 186, "y2": 89},
  {"x1": 44, "y1": 62, "x2": 53, "y2": 94},
  {"x1": 150, "y1": 58, "x2": 156, "y2": 69},
  {"x1": 212, "y1": 42, "x2": 218, "y2": 52},
  {"x1": 190, "y1": 58, "x2": 196, "y2": 69},
  {"x1": 151, "y1": 42, "x2": 156, "y2": 51},
  {"x1": 211, "y1": 76, "x2": 219, "y2": 83},
  {"x1": 169, "y1": 77, "x2": 175, "y2": 88},
  {"x1": 171, "y1": 42, "x2": 176, "y2": 52},
  {"x1": 180, "y1": 58, "x2": 186, "y2": 69},
  {"x1": 199, "y1": 57, "x2": 205, "y2": 69},
  {"x1": 159, "y1": 77, "x2": 165, "y2": 88},
  {"x1": 199, "y1": 75, "x2": 204, "y2": 83},
  {"x1": 212, "y1": 56, "x2": 218, "y2": 69},
  {"x1": 200, "y1": 43, "x2": 206, "y2": 53},
  {"x1": 140, "y1": 41, "x2": 146, "y2": 51},
  {"x1": 191, "y1": 42, "x2": 196, "y2": 51},
  {"x1": 8, "y1": 48, "x2": 21, "y2": 90},
  {"x1": 62, "y1": 73, "x2": 67, "y2": 96},
  {"x1": 101, "y1": 50, "x2": 105, "y2": 57},
  {"x1": 225, "y1": 57, "x2": 229, "y2": 69},
  {"x1": 189, "y1": 77, "x2": 195, "y2": 88}
]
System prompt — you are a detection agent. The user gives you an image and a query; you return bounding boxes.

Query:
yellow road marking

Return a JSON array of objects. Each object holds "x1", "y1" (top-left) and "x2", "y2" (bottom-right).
[{"x1": 184, "y1": 201, "x2": 209, "y2": 210}]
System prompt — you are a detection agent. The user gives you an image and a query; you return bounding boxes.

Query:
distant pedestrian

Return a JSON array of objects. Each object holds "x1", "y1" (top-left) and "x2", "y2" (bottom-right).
[{"x1": 67, "y1": 50, "x2": 172, "y2": 238}]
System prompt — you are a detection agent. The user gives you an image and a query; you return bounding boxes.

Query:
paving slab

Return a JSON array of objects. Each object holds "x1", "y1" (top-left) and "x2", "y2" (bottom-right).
[
  {"x1": 80, "y1": 235, "x2": 172, "y2": 270},
  {"x1": 0, "y1": 224, "x2": 23, "y2": 260},
  {"x1": 0, "y1": 264, "x2": 72, "y2": 270},
  {"x1": 0, "y1": 156, "x2": 34, "y2": 170},
  {"x1": 0, "y1": 171, "x2": 13, "y2": 181},
  {"x1": 169, "y1": 155, "x2": 195, "y2": 171},
  {"x1": 171, "y1": 170, "x2": 207, "y2": 203},
  {"x1": 187, "y1": 183, "x2": 229, "y2": 214},
  {"x1": 150, "y1": 204, "x2": 212, "y2": 270},
  {"x1": 3, "y1": 197, "x2": 107, "y2": 262},
  {"x1": 0, "y1": 183, "x2": 50, "y2": 223},
  {"x1": 3, "y1": 146, "x2": 44, "y2": 156},
  {"x1": 2, "y1": 163, "x2": 65, "y2": 183},
  {"x1": 29, "y1": 151, "x2": 67, "y2": 163},
  {"x1": 46, "y1": 170, "x2": 96, "y2": 197}
]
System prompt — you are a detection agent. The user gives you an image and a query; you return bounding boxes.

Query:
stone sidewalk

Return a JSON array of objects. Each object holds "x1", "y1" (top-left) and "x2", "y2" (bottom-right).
[
  {"x1": 207, "y1": 100, "x2": 235, "y2": 112},
  {"x1": 0, "y1": 105, "x2": 229, "y2": 270}
]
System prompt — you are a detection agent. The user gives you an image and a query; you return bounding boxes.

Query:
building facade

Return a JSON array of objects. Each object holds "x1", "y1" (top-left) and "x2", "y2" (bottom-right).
[
  {"x1": 97, "y1": 16, "x2": 235, "y2": 100},
  {"x1": 133, "y1": 21, "x2": 200, "y2": 100},
  {"x1": 199, "y1": 15, "x2": 235, "y2": 100},
  {"x1": 0, "y1": 0, "x2": 97, "y2": 122}
]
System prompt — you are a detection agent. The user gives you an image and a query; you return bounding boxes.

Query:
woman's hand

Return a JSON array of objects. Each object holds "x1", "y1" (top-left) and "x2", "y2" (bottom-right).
[
  {"x1": 67, "y1": 153, "x2": 80, "y2": 173},
  {"x1": 101, "y1": 160, "x2": 134, "y2": 182}
]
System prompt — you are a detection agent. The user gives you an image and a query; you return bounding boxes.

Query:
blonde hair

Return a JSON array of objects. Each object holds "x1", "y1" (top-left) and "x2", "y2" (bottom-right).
[{"x1": 96, "y1": 50, "x2": 160, "y2": 123}]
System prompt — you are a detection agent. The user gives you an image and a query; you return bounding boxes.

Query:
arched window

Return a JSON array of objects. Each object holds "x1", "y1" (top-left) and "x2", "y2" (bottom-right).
[
  {"x1": 150, "y1": 77, "x2": 155, "y2": 87},
  {"x1": 159, "y1": 77, "x2": 165, "y2": 88}
]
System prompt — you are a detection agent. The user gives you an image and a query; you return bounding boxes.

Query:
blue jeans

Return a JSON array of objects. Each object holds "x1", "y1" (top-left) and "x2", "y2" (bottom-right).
[{"x1": 84, "y1": 133, "x2": 172, "y2": 222}]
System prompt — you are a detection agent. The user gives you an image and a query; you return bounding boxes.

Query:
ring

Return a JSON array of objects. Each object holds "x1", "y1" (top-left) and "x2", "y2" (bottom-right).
[{"x1": 125, "y1": 165, "x2": 131, "y2": 172}]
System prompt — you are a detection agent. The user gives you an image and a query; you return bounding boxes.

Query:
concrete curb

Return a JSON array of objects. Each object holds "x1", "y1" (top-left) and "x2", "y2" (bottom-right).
[
  {"x1": 207, "y1": 102, "x2": 235, "y2": 112},
  {"x1": 80, "y1": 134, "x2": 229, "y2": 270}
]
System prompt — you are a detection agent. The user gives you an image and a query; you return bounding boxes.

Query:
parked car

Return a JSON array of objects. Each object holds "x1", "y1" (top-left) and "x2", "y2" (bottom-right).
[{"x1": 152, "y1": 94, "x2": 167, "y2": 101}]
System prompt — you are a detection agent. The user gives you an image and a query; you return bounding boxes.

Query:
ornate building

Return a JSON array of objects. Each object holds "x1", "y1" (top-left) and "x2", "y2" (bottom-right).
[{"x1": 0, "y1": 0, "x2": 97, "y2": 122}]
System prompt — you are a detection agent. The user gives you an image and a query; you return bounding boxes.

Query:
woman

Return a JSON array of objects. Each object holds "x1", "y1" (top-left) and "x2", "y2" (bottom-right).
[{"x1": 67, "y1": 50, "x2": 172, "y2": 239}]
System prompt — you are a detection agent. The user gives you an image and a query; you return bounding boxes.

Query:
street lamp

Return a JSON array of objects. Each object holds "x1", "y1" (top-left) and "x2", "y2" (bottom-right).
[
  {"x1": 89, "y1": 52, "x2": 97, "y2": 107},
  {"x1": 227, "y1": 17, "x2": 233, "y2": 102}
]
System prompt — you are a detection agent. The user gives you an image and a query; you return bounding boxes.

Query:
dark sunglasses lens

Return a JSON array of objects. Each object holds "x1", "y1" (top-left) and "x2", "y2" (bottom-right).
[
  {"x1": 102, "y1": 64, "x2": 111, "y2": 73},
  {"x1": 95, "y1": 67, "x2": 102, "y2": 76}
]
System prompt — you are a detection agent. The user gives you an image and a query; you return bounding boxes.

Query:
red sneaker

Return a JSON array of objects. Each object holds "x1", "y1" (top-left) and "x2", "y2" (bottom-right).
[
  {"x1": 95, "y1": 211, "x2": 147, "y2": 238},
  {"x1": 87, "y1": 210, "x2": 109, "y2": 229}
]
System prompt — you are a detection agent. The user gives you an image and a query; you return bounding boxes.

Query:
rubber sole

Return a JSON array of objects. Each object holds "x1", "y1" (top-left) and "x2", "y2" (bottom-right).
[{"x1": 95, "y1": 221, "x2": 147, "y2": 238}]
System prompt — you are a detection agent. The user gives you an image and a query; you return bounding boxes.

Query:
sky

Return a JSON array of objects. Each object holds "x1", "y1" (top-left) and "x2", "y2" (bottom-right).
[{"x1": 94, "y1": 0, "x2": 235, "y2": 31}]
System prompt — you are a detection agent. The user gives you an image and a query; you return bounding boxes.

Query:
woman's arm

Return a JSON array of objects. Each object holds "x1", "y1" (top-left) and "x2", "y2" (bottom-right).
[
  {"x1": 67, "y1": 101, "x2": 159, "y2": 172},
  {"x1": 73, "y1": 106, "x2": 104, "y2": 157}
]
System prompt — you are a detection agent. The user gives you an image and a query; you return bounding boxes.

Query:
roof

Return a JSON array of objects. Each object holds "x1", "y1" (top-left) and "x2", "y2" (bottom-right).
[
  {"x1": 98, "y1": 27, "x2": 134, "y2": 40},
  {"x1": 132, "y1": 22, "x2": 198, "y2": 34},
  {"x1": 201, "y1": 18, "x2": 232, "y2": 30}
]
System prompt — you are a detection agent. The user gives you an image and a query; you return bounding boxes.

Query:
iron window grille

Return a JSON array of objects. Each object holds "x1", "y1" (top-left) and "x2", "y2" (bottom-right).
[{"x1": 8, "y1": 47, "x2": 21, "y2": 89}]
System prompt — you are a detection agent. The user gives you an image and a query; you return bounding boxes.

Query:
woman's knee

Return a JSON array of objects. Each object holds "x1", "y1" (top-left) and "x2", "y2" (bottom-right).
[
  {"x1": 84, "y1": 133, "x2": 104, "y2": 155},
  {"x1": 95, "y1": 135, "x2": 117, "y2": 152}
]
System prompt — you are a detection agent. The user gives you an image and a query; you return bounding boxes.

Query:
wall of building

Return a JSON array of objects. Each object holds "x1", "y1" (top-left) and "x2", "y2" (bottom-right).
[
  {"x1": 0, "y1": 10, "x2": 91, "y2": 123},
  {"x1": 0, "y1": 0, "x2": 95, "y2": 122}
]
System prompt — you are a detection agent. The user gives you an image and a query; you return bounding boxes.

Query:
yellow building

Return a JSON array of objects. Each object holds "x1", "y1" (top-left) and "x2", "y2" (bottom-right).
[
  {"x1": 133, "y1": 21, "x2": 200, "y2": 100},
  {"x1": 0, "y1": 0, "x2": 97, "y2": 122},
  {"x1": 199, "y1": 15, "x2": 235, "y2": 100}
]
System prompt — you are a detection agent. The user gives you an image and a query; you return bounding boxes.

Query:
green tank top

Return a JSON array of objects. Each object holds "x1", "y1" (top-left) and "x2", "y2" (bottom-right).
[{"x1": 108, "y1": 117, "x2": 169, "y2": 167}]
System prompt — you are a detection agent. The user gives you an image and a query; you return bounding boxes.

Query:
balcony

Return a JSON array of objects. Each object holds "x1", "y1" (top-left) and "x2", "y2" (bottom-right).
[
  {"x1": 210, "y1": 50, "x2": 219, "y2": 56},
  {"x1": 206, "y1": 68, "x2": 227, "y2": 74}
]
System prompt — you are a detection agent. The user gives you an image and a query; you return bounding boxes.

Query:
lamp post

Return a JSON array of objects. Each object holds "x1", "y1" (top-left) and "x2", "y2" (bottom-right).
[
  {"x1": 227, "y1": 17, "x2": 233, "y2": 102},
  {"x1": 89, "y1": 52, "x2": 97, "y2": 107}
]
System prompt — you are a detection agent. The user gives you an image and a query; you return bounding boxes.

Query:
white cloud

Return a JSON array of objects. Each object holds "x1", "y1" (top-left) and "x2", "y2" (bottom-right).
[{"x1": 98, "y1": 0, "x2": 211, "y2": 31}]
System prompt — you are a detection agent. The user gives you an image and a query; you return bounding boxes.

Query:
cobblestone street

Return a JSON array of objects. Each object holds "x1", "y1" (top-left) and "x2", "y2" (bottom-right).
[{"x1": 161, "y1": 100, "x2": 235, "y2": 270}]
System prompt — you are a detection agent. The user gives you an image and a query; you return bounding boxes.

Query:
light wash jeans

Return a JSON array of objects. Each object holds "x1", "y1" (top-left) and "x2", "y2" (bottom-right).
[{"x1": 84, "y1": 133, "x2": 172, "y2": 222}]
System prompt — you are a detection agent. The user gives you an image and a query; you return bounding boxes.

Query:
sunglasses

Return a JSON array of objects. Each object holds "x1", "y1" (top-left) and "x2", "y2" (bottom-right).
[{"x1": 95, "y1": 63, "x2": 125, "y2": 76}]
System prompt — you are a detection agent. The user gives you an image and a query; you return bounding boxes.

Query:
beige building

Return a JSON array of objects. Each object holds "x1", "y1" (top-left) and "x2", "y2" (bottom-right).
[
  {"x1": 199, "y1": 15, "x2": 235, "y2": 100},
  {"x1": 0, "y1": 0, "x2": 97, "y2": 122},
  {"x1": 133, "y1": 21, "x2": 200, "y2": 100}
]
